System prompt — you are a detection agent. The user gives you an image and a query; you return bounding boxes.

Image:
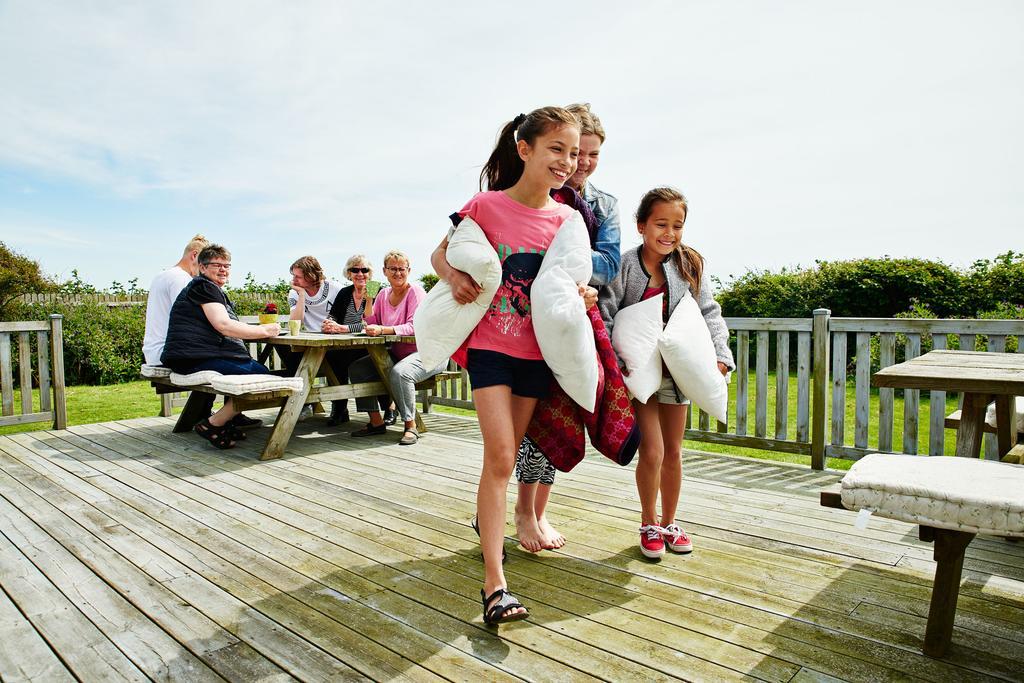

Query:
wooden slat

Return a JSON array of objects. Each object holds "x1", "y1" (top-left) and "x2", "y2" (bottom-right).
[
  {"x1": 37, "y1": 331, "x2": 51, "y2": 414},
  {"x1": 735, "y1": 331, "x2": 748, "y2": 436},
  {"x1": 18, "y1": 332, "x2": 33, "y2": 416},
  {"x1": 775, "y1": 332, "x2": 789, "y2": 440},
  {"x1": 0, "y1": 565, "x2": 74, "y2": 682},
  {"x1": 877, "y1": 332, "x2": 896, "y2": 452},
  {"x1": 854, "y1": 333, "x2": 871, "y2": 450},
  {"x1": 755, "y1": 331, "x2": 768, "y2": 438},
  {"x1": 0, "y1": 321, "x2": 50, "y2": 333},
  {"x1": 796, "y1": 331, "x2": 810, "y2": 442},
  {"x1": 903, "y1": 334, "x2": 921, "y2": 454},
  {"x1": 928, "y1": 334, "x2": 948, "y2": 456},
  {"x1": 1, "y1": 333, "x2": 13, "y2": 417},
  {"x1": 0, "y1": 412, "x2": 55, "y2": 428},
  {"x1": 831, "y1": 318, "x2": 1024, "y2": 335},
  {"x1": 723, "y1": 318, "x2": 812, "y2": 332},
  {"x1": 830, "y1": 333, "x2": 847, "y2": 446},
  {"x1": 988, "y1": 335, "x2": 1007, "y2": 353}
]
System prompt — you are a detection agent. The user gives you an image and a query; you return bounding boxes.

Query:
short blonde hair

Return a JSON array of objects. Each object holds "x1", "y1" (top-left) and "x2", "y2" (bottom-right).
[
  {"x1": 343, "y1": 254, "x2": 373, "y2": 281},
  {"x1": 182, "y1": 233, "x2": 210, "y2": 258},
  {"x1": 565, "y1": 102, "x2": 606, "y2": 143},
  {"x1": 382, "y1": 250, "x2": 410, "y2": 270}
]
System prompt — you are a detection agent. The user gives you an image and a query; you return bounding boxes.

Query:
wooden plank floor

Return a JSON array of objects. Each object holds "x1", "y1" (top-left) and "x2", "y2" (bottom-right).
[{"x1": 1, "y1": 412, "x2": 1023, "y2": 682}]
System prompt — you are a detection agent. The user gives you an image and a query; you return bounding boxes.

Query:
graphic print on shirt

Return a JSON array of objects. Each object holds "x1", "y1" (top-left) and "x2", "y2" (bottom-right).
[{"x1": 488, "y1": 243, "x2": 545, "y2": 336}]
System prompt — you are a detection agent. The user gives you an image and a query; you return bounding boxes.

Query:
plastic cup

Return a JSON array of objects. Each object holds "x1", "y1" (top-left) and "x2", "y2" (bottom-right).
[{"x1": 288, "y1": 320, "x2": 301, "y2": 336}]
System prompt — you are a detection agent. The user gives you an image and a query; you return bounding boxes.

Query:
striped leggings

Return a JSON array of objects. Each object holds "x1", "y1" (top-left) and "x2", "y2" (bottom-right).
[{"x1": 514, "y1": 436, "x2": 556, "y2": 486}]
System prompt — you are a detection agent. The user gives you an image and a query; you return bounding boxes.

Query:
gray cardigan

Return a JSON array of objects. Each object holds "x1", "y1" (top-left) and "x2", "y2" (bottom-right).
[{"x1": 598, "y1": 246, "x2": 736, "y2": 371}]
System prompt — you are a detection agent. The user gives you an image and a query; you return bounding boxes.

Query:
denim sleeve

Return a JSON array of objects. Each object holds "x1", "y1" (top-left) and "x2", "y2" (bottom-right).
[{"x1": 589, "y1": 200, "x2": 621, "y2": 286}]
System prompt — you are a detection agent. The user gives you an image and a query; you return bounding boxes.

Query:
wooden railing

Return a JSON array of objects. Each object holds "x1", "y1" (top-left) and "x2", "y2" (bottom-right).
[
  {"x1": 0, "y1": 315, "x2": 67, "y2": 429},
  {"x1": 419, "y1": 310, "x2": 1023, "y2": 469}
]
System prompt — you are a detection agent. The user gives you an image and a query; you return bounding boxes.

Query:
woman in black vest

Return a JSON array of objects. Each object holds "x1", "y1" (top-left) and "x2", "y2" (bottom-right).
[{"x1": 162, "y1": 244, "x2": 280, "y2": 448}]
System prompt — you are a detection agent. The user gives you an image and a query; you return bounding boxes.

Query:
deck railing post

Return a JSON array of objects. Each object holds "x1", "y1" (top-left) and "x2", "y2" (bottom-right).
[
  {"x1": 811, "y1": 308, "x2": 831, "y2": 470},
  {"x1": 49, "y1": 314, "x2": 67, "y2": 429}
]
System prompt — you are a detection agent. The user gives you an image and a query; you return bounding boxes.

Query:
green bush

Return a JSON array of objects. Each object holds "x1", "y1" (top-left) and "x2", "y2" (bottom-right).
[{"x1": 718, "y1": 252, "x2": 1024, "y2": 319}]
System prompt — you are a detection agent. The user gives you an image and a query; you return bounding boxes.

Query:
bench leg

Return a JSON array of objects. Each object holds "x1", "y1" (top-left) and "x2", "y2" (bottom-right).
[
  {"x1": 954, "y1": 392, "x2": 991, "y2": 458},
  {"x1": 172, "y1": 392, "x2": 215, "y2": 433},
  {"x1": 262, "y1": 348, "x2": 325, "y2": 461},
  {"x1": 922, "y1": 527, "x2": 975, "y2": 658}
]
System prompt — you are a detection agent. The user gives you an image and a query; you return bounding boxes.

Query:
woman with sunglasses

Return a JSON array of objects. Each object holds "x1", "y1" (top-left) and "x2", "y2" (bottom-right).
[
  {"x1": 320, "y1": 254, "x2": 376, "y2": 425},
  {"x1": 347, "y1": 250, "x2": 447, "y2": 445}
]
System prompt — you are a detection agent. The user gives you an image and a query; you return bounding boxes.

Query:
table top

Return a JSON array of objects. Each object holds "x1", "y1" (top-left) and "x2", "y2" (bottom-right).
[
  {"x1": 872, "y1": 350, "x2": 1024, "y2": 394},
  {"x1": 265, "y1": 332, "x2": 415, "y2": 348}
]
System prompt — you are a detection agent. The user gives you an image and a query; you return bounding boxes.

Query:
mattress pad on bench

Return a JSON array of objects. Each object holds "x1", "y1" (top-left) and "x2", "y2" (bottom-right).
[
  {"x1": 141, "y1": 364, "x2": 172, "y2": 378},
  {"x1": 840, "y1": 453, "x2": 1024, "y2": 537},
  {"x1": 210, "y1": 374, "x2": 304, "y2": 394}
]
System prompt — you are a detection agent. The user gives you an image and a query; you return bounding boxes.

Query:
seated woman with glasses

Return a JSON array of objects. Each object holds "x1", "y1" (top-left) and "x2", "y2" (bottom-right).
[
  {"x1": 161, "y1": 244, "x2": 280, "y2": 449},
  {"x1": 318, "y1": 254, "x2": 377, "y2": 426},
  {"x1": 348, "y1": 250, "x2": 447, "y2": 446}
]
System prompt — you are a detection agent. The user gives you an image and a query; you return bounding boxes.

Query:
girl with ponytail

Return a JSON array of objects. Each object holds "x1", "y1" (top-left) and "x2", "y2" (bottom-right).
[{"x1": 430, "y1": 106, "x2": 587, "y2": 625}]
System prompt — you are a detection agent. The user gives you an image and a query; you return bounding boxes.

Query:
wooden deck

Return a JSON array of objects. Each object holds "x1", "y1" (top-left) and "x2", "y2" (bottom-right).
[{"x1": 1, "y1": 413, "x2": 1023, "y2": 682}]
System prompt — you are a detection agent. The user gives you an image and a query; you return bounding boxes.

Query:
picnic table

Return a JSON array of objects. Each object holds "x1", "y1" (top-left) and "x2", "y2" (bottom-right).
[
  {"x1": 872, "y1": 350, "x2": 1024, "y2": 458},
  {"x1": 161, "y1": 332, "x2": 429, "y2": 460}
]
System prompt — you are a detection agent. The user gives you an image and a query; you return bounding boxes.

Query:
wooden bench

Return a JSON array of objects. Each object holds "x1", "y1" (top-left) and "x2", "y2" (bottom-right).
[
  {"x1": 821, "y1": 453, "x2": 1024, "y2": 658},
  {"x1": 150, "y1": 373, "x2": 453, "y2": 434}
]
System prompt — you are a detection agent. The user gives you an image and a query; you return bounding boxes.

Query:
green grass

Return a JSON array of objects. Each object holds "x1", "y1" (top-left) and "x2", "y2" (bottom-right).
[
  {"x1": 0, "y1": 380, "x2": 168, "y2": 436},
  {"x1": 1, "y1": 374, "x2": 966, "y2": 472}
]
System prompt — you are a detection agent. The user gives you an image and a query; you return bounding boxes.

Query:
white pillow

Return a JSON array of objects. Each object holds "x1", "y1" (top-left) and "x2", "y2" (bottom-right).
[
  {"x1": 413, "y1": 216, "x2": 502, "y2": 369},
  {"x1": 659, "y1": 292, "x2": 729, "y2": 423},
  {"x1": 984, "y1": 396, "x2": 1024, "y2": 434},
  {"x1": 611, "y1": 294, "x2": 663, "y2": 403},
  {"x1": 533, "y1": 212, "x2": 598, "y2": 413}
]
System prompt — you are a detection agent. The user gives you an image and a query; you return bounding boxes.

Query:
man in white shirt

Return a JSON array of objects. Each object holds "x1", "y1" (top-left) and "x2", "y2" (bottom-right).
[{"x1": 143, "y1": 234, "x2": 208, "y2": 366}]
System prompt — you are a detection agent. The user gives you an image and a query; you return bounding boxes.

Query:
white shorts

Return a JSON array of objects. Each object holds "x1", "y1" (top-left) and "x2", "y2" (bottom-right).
[{"x1": 653, "y1": 375, "x2": 690, "y2": 406}]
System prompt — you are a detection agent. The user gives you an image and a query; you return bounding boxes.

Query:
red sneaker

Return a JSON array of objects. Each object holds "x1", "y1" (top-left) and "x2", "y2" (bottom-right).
[
  {"x1": 662, "y1": 524, "x2": 693, "y2": 553},
  {"x1": 639, "y1": 524, "x2": 665, "y2": 559}
]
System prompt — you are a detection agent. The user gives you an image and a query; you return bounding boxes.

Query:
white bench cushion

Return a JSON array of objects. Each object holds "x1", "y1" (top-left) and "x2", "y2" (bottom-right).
[
  {"x1": 841, "y1": 453, "x2": 1024, "y2": 536},
  {"x1": 141, "y1": 364, "x2": 172, "y2": 378},
  {"x1": 985, "y1": 396, "x2": 1024, "y2": 434},
  {"x1": 210, "y1": 375, "x2": 304, "y2": 395},
  {"x1": 169, "y1": 370, "x2": 222, "y2": 386}
]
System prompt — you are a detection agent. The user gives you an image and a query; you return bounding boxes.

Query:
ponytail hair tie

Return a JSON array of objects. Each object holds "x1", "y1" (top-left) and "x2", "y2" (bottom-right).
[{"x1": 511, "y1": 112, "x2": 527, "y2": 141}]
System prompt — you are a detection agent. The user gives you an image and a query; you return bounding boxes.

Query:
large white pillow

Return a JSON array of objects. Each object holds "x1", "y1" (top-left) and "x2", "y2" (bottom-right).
[
  {"x1": 611, "y1": 294, "x2": 663, "y2": 403},
  {"x1": 413, "y1": 216, "x2": 502, "y2": 369},
  {"x1": 659, "y1": 292, "x2": 729, "y2": 423},
  {"x1": 533, "y1": 213, "x2": 598, "y2": 413},
  {"x1": 984, "y1": 395, "x2": 1024, "y2": 434}
]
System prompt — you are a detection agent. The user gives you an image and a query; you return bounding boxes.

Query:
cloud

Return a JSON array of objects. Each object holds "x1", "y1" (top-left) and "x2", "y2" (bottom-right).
[{"x1": 0, "y1": 1, "x2": 1022, "y2": 288}]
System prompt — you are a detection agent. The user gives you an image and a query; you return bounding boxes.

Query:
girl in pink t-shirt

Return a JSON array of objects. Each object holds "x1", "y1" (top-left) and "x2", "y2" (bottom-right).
[{"x1": 431, "y1": 106, "x2": 589, "y2": 626}]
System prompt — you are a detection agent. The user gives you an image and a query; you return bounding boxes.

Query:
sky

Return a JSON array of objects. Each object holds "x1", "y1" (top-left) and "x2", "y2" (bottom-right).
[{"x1": 1, "y1": 1, "x2": 1022, "y2": 292}]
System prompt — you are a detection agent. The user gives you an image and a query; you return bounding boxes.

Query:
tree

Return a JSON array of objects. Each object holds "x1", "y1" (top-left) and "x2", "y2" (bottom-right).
[{"x1": 0, "y1": 242, "x2": 52, "y2": 316}]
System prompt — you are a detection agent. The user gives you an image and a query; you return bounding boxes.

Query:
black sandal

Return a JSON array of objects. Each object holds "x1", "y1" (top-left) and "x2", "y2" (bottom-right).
[
  {"x1": 194, "y1": 418, "x2": 237, "y2": 449},
  {"x1": 481, "y1": 588, "x2": 529, "y2": 626},
  {"x1": 471, "y1": 515, "x2": 506, "y2": 563}
]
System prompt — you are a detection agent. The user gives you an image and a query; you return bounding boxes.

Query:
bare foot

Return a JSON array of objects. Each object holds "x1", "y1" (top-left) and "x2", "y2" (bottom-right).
[
  {"x1": 515, "y1": 510, "x2": 546, "y2": 552},
  {"x1": 537, "y1": 515, "x2": 565, "y2": 549}
]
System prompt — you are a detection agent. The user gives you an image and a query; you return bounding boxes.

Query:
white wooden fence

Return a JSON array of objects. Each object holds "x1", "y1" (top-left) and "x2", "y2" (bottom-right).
[{"x1": 0, "y1": 315, "x2": 67, "y2": 429}]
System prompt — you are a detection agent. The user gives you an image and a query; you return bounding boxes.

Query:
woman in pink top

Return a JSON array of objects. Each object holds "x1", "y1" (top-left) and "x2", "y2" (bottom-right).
[
  {"x1": 431, "y1": 106, "x2": 590, "y2": 626},
  {"x1": 348, "y1": 250, "x2": 447, "y2": 445}
]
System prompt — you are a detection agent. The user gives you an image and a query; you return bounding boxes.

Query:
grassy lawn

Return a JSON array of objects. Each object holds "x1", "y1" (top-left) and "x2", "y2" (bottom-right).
[{"x1": 2, "y1": 374, "x2": 968, "y2": 472}]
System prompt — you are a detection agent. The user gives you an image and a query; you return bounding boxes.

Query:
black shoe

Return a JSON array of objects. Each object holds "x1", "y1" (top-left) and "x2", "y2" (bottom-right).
[
  {"x1": 230, "y1": 413, "x2": 262, "y2": 430},
  {"x1": 327, "y1": 401, "x2": 350, "y2": 426},
  {"x1": 382, "y1": 409, "x2": 397, "y2": 426},
  {"x1": 351, "y1": 423, "x2": 387, "y2": 437}
]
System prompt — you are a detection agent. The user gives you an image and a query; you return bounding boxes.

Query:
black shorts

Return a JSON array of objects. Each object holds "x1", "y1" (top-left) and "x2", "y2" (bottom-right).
[{"x1": 467, "y1": 349, "x2": 553, "y2": 399}]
